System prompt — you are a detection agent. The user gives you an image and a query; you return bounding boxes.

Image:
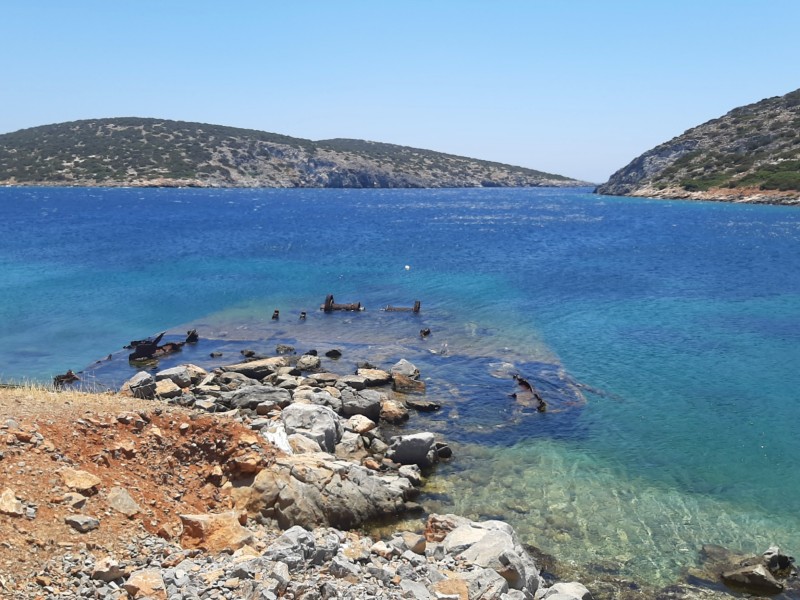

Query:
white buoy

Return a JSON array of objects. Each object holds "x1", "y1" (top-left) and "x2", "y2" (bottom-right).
[{"x1": 404, "y1": 265, "x2": 411, "y2": 271}]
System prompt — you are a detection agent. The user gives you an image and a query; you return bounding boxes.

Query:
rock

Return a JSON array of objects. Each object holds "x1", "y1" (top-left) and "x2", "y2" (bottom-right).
[
  {"x1": 380, "y1": 398, "x2": 410, "y2": 423},
  {"x1": 107, "y1": 486, "x2": 141, "y2": 517},
  {"x1": 387, "y1": 432, "x2": 438, "y2": 468},
  {"x1": 325, "y1": 349, "x2": 343, "y2": 359},
  {"x1": 297, "y1": 354, "x2": 322, "y2": 371},
  {"x1": 335, "y1": 431, "x2": 368, "y2": 461},
  {"x1": 340, "y1": 387, "x2": 384, "y2": 421},
  {"x1": 263, "y1": 525, "x2": 317, "y2": 567},
  {"x1": 281, "y1": 403, "x2": 343, "y2": 453},
  {"x1": 123, "y1": 568, "x2": 167, "y2": 599},
  {"x1": 288, "y1": 433, "x2": 323, "y2": 454},
  {"x1": 721, "y1": 564, "x2": 784, "y2": 595},
  {"x1": 393, "y1": 373, "x2": 426, "y2": 394},
  {"x1": 60, "y1": 468, "x2": 101, "y2": 493},
  {"x1": 356, "y1": 368, "x2": 392, "y2": 386},
  {"x1": 155, "y1": 365, "x2": 194, "y2": 388},
  {"x1": 764, "y1": 545, "x2": 795, "y2": 574},
  {"x1": 0, "y1": 488, "x2": 24, "y2": 516},
  {"x1": 220, "y1": 384, "x2": 292, "y2": 411},
  {"x1": 65, "y1": 515, "x2": 100, "y2": 533},
  {"x1": 463, "y1": 566, "x2": 510, "y2": 598},
  {"x1": 179, "y1": 511, "x2": 253, "y2": 553},
  {"x1": 398, "y1": 464, "x2": 423, "y2": 485},
  {"x1": 338, "y1": 374, "x2": 367, "y2": 390},
  {"x1": 222, "y1": 357, "x2": 287, "y2": 380},
  {"x1": 276, "y1": 344, "x2": 296, "y2": 355},
  {"x1": 400, "y1": 578, "x2": 432, "y2": 599},
  {"x1": 293, "y1": 386, "x2": 343, "y2": 412},
  {"x1": 121, "y1": 371, "x2": 156, "y2": 399},
  {"x1": 216, "y1": 371, "x2": 260, "y2": 390},
  {"x1": 433, "y1": 577, "x2": 469, "y2": 599},
  {"x1": 344, "y1": 414, "x2": 377, "y2": 434},
  {"x1": 407, "y1": 398, "x2": 441, "y2": 412},
  {"x1": 540, "y1": 582, "x2": 593, "y2": 599},
  {"x1": 233, "y1": 453, "x2": 414, "y2": 530},
  {"x1": 391, "y1": 359, "x2": 420, "y2": 379},
  {"x1": 154, "y1": 378, "x2": 182, "y2": 399},
  {"x1": 330, "y1": 554, "x2": 361, "y2": 579},
  {"x1": 92, "y1": 556, "x2": 125, "y2": 582}
]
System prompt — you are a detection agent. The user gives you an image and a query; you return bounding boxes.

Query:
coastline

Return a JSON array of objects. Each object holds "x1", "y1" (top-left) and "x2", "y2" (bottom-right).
[
  {"x1": 0, "y1": 330, "x2": 792, "y2": 599},
  {"x1": 594, "y1": 184, "x2": 800, "y2": 206}
]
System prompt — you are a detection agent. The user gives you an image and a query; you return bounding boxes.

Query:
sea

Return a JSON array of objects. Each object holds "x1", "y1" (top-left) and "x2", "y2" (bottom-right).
[{"x1": 2, "y1": 186, "x2": 799, "y2": 591}]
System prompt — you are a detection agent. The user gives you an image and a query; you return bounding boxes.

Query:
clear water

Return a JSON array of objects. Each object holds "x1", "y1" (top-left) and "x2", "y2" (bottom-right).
[{"x1": 2, "y1": 186, "x2": 800, "y2": 588}]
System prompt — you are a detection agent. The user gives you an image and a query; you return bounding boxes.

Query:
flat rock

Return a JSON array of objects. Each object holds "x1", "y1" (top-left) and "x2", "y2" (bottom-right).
[
  {"x1": 120, "y1": 371, "x2": 156, "y2": 399},
  {"x1": 393, "y1": 373, "x2": 426, "y2": 394},
  {"x1": 338, "y1": 375, "x2": 367, "y2": 390},
  {"x1": 220, "y1": 384, "x2": 292, "y2": 410},
  {"x1": 221, "y1": 357, "x2": 287, "y2": 380},
  {"x1": 391, "y1": 359, "x2": 420, "y2": 380},
  {"x1": 65, "y1": 514, "x2": 100, "y2": 533},
  {"x1": 356, "y1": 368, "x2": 392, "y2": 386},
  {"x1": 92, "y1": 556, "x2": 126, "y2": 582},
  {"x1": 721, "y1": 564, "x2": 784, "y2": 595},
  {"x1": 380, "y1": 398, "x2": 409, "y2": 423},
  {"x1": 60, "y1": 468, "x2": 101, "y2": 493},
  {"x1": 154, "y1": 378, "x2": 182, "y2": 399}
]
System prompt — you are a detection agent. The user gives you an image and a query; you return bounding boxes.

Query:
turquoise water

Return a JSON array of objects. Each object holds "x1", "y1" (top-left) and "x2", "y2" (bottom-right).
[{"x1": 2, "y1": 187, "x2": 799, "y2": 588}]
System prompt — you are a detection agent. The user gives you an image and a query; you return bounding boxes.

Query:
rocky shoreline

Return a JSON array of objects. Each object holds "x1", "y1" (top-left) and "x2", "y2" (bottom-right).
[{"x1": 3, "y1": 340, "x2": 798, "y2": 599}]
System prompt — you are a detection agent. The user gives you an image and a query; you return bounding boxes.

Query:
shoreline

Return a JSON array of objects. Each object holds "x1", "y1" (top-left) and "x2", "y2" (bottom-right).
[
  {"x1": 6, "y1": 326, "x2": 792, "y2": 598},
  {"x1": 594, "y1": 184, "x2": 800, "y2": 206}
]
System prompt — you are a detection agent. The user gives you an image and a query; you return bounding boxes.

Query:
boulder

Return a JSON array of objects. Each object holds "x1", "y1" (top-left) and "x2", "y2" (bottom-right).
[
  {"x1": 297, "y1": 354, "x2": 322, "y2": 371},
  {"x1": 340, "y1": 387, "x2": 384, "y2": 421},
  {"x1": 288, "y1": 433, "x2": 323, "y2": 454},
  {"x1": 393, "y1": 373, "x2": 426, "y2": 394},
  {"x1": 179, "y1": 511, "x2": 253, "y2": 553},
  {"x1": 308, "y1": 372, "x2": 340, "y2": 386},
  {"x1": 91, "y1": 556, "x2": 125, "y2": 582},
  {"x1": 356, "y1": 368, "x2": 392, "y2": 386},
  {"x1": 540, "y1": 582, "x2": 593, "y2": 600},
  {"x1": 344, "y1": 414, "x2": 377, "y2": 434},
  {"x1": 219, "y1": 384, "x2": 292, "y2": 411},
  {"x1": 721, "y1": 564, "x2": 784, "y2": 595},
  {"x1": 391, "y1": 359, "x2": 420, "y2": 380},
  {"x1": 386, "y1": 432, "x2": 437, "y2": 468},
  {"x1": 293, "y1": 386, "x2": 343, "y2": 412},
  {"x1": 338, "y1": 375, "x2": 367, "y2": 390},
  {"x1": 155, "y1": 365, "x2": 197, "y2": 388},
  {"x1": 154, "y1": 378, "x2": 182, "y2": 399},
  {"x1": 281, "y1": 403, "x2": 343, "y2": 453},
  {"x1": 221, "y1": 357, "x2": 287, "y2": 380},
  {"x1": 216, "y1": 371, "x2": 260, "y2": 390},
  {"x1": 233, "y1": 453, "x2": 415, "y2": 530},
  {"x1": 335, "y1": 431, "x2": 368, "y2": 461},
  {"x1": 121, "y1": 371, "x2": 156, "y2": 399},
  {"x1": 380, "y1": 398, "x2": 410, "y2": 423}
]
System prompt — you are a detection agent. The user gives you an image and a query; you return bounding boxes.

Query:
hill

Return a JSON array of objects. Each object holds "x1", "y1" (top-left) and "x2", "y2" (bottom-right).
[
  {"x1": 596, "y1": 88, "x2": 800, "y2": 204},
  {"x1": 0, "y1": 117, "x2": 584, "y2": 188}
]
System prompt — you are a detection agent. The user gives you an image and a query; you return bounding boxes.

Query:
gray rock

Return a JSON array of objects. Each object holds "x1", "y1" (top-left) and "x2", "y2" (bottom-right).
[
  {"x1": 281, "y1": 403, "x2": 343, "y2": 453},
  {"x1": 107, "y1": 486, "x2": 141, "y2": 517},
  {"x1": 356, "y1": 368, "x2": 392, "y2": 386},
  {"x1": 293, "y1": 386, "x2": 343, "y2": 413},
  {"x1": 193, "y1": 398, "x2": 217, "y2": 412},
  {"x1": 338, "y1": 375, "x2": 367, "y2": 391},
  {"x1": 339, "y1": 388, "x2": 384, "y2": 421},
  {"x1": 222, "y1": 357, "x2": 287, "y2": 380},
  {"x1": 297, "y1": 354, "x2": 322, "y2": 371},
  {"x1": 288, "y1": 433, "x2": 323, "y2": 454},
  {"x1": 123, "y1": 371, "x2": 156, "y2": 399},
  {"x1": 391, "y1": 359, "x2": 420, "y2": 380},
  {"x1": 463, "y1": 566, "x2": 510, "y2": 598},
  {"x1": 155, "y1": 365, "x2": 193, "y2": 388},
  {"x1": 400, "y1": 579, "x2": 431, "y2": 600},
  {"x1": 386, "y1": 432, "x2": 437, "y2": 468},
  {"x1": 220, "y1": 385, "x2": 292, "y2": 410},
  {"x1": 329, "y1": 555, "x2": 361, "y2": 578},
  {"x1": 65, "y1": 515, "x2": 100, "y2": 533}
]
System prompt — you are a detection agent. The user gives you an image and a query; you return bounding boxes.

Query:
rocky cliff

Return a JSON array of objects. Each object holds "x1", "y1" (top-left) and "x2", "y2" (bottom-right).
[
  {"x1": 596, "y1": 88, "x2": 800, "y2": 205},
  {"x1": 0, "y1": 118, "x2": 585, "y2": 188}
]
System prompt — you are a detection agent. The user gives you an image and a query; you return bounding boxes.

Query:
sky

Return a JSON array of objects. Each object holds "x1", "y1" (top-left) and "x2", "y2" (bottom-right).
[{"x1": 2, "y1": 1, "x2": 799, "y2": 183}]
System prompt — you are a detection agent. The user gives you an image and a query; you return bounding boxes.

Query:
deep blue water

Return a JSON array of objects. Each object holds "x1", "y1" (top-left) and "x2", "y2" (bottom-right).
[{"x1": 2, "y1": 186, "x2": 800, "y2": 587}]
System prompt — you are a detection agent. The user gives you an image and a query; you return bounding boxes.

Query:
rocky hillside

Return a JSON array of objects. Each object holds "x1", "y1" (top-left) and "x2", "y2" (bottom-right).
[
  {"x1": 596, "y1": 88, "x2": 800, "y2": 204},
  {"x1": 0, "y1": 117, "x2": 583, "y2": 188}
]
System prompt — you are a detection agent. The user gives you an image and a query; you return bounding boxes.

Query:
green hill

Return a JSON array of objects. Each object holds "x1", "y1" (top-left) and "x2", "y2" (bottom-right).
[
  {"x1": 0, "y1": 118, "x2": 584, "y2": 189},
  {"x1": 596, "y1": 88, "x2": 800, "y2": 204}
]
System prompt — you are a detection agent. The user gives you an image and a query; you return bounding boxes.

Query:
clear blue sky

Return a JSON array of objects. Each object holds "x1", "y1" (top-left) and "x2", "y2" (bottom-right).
[{"x1": 2, "y1": 1, "x2": 798, "y2": 182}]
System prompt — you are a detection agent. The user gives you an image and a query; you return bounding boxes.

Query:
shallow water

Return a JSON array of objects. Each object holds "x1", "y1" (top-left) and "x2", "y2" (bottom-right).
[{"x1": 2, "y1": 186, "x2": 800, "y2": 588}]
